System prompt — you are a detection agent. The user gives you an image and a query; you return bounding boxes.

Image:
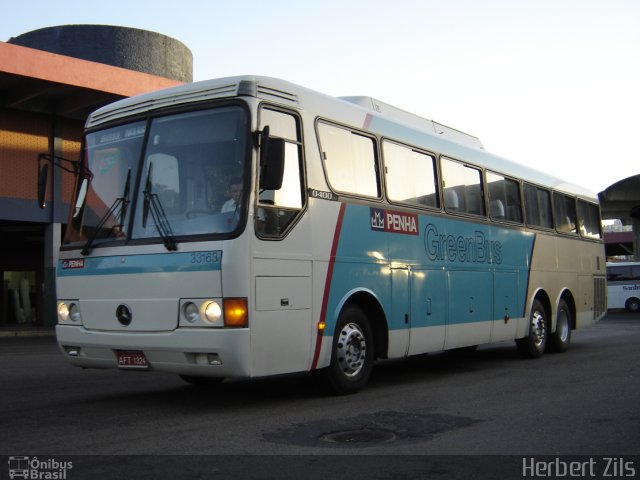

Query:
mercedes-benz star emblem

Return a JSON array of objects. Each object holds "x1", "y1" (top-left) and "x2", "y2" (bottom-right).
[{"x1": 116, "y1": 304, "x2": 132, "y2": 326}]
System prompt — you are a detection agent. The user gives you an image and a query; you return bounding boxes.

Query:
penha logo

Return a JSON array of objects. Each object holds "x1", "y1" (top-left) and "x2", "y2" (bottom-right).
[
  {"x1": 61, "y1": 259, "x2": 85, "y2": 270},
  {"x1": 370, "y1": 208, "x2": 419, "y2": 235}
]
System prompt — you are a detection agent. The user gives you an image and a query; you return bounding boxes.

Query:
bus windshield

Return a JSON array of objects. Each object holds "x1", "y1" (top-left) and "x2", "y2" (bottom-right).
[{"x1": 64, "y1": 105, "x2": 249, "y2": 248}]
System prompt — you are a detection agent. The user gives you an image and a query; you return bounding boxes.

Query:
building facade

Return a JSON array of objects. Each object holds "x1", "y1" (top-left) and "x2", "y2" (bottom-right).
[{"x1": 0, "y1": 26, "x2": 190, "y2": 330}]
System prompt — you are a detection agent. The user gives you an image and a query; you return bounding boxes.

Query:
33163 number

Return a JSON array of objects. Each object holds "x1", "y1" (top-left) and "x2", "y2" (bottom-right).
[{"x1": 190, "y1": 252, "x2": 220, "y2": 264}]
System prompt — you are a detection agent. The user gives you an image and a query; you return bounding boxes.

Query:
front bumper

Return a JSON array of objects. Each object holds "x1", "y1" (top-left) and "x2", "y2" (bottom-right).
[{"x1": 56, "y1": 325, "x2": 252, "y2": 378}]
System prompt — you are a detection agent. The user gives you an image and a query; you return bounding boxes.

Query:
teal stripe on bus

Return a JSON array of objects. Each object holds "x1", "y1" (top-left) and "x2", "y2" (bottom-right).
[
  {"x1": 57, "y1": 251, "x2": 222, "y2": 277},
  {"x1": 323, "y1": 204, "x2": 535, "y2": 331}
]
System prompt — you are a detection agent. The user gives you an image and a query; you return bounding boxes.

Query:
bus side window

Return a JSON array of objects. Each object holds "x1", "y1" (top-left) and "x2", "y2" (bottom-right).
[
  {"x1": 257, "y1": 108, "x2": 305, "y2": 238},
  {"x1": 524, "y1": 182, "x2": 553, "y2": 229},
  {"x1": 383, "y1": 140, "x2": 439, "y2": 208},
  {"x1": 486, "y1": 171, "x2": 522, "y2": 223},
  {"x1": 553, "y1": 192, "x2": 578, "y2": 234},
  {"x1": 317, "y1": 122, "x2": 379, "y2": 198},
  {"x1": 441, "y1": 157, "x2": 485, "y2": 216},
  {"x1": 577, "y1": 200, "x2": 602, "y2": 239},
  {"x1": 608, "y1": 265, "x2": 631, "y2": 281}
]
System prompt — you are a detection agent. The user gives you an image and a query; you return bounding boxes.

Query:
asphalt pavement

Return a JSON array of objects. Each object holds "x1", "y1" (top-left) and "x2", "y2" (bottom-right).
[{"x1": 1, "y1": 311, "x2": 639, "y2": 479}]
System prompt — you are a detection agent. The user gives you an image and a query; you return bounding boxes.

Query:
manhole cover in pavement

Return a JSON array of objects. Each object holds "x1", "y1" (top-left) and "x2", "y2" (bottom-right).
[{"x1": 263, "y1": 410, "x2": 480, "y2": 448}]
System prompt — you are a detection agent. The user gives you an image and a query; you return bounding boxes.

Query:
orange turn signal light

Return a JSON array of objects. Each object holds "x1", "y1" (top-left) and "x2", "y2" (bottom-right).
[{"x1": 223, "y1": 298, "x2": 248, "y2": 327}]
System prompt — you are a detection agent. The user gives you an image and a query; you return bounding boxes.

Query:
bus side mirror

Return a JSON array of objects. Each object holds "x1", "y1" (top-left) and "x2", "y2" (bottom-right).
[
  {"x1": 37, "y1": 163, "x2": 49, "y2": 208},
  {"x1": 259, "y1": 132, "x2": 285, "y2": 191}
]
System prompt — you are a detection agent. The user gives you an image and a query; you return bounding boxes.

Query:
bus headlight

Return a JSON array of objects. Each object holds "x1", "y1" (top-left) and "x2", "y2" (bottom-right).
[
  {"x1": 202, "y1": 301, "x2": 222, "y2": 324},
  {"x1": 183, "y1": 302, "x2": 200, "y2": 323},
  {"x1": 58, "y1": 301, "x2": 82, "y2": 324},
  {"x1": 180, "y1": 298, "x2": 246, "y2": 327},
  {"x1": 68, "y1": 303, "x2": 82, "y2": 322},
  {"x1": 57, "y1": 302, "x2": 70, "y2": 322}
]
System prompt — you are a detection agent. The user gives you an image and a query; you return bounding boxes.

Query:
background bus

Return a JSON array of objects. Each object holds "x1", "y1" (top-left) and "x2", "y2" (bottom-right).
[
  {"x1": 47, "y1": 75, "x2": 607, "y2": 394},
  {"x1": 606, "y1": 262, "x2": 640, "y2": 312}
]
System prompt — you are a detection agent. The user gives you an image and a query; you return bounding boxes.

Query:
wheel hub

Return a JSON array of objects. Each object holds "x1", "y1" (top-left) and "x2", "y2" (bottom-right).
[
  {"x1": 337, "y1": 323, "x2": 367, "y2": 377},
  {"x1": 531, "y1": 310, "x2": 546, "y2": 348}
]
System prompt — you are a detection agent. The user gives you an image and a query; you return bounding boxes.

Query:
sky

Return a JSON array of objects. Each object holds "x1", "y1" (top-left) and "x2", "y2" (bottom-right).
[{"x1": 2, "y1": 0, "x2": 639, "y2": 194}]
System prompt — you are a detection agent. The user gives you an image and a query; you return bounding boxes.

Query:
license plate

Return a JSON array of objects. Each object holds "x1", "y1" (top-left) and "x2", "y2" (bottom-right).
[{"x1": 117, "y1": 350, "x2": 149, "y2": 369}]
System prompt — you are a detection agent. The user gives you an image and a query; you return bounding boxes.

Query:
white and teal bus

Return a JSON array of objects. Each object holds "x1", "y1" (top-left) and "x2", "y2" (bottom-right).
[{"x1": 50, "y1": 76, "x2": 607, "y2": 394}]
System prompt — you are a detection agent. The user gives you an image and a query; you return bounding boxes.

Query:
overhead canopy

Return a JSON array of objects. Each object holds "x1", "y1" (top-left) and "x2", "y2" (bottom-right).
[
  {"x1": 598, "y1": 174, "x2": 640, "y2": 224},
  {"x1": 599, "y1": 174, "x2": 640, "y2": 259},
  {"x1": 0, "y1": 42, "x2": 182, "y2": 121}
]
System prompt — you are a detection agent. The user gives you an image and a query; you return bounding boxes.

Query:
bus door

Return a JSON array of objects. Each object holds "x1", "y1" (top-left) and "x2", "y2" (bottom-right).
[{"x1": 251, "y1": 106, "x2": 312, "y2": 377}]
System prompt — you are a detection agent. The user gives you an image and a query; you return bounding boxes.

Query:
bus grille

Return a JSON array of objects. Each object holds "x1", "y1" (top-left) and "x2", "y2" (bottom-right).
[{"x1": 594, "y1": 276, "x2": 607, "y2": 319}]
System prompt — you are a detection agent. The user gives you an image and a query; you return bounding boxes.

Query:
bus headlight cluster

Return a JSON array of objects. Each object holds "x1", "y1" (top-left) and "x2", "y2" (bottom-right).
[
  {"x1": 57, "y1": 301, "x2": 82, "y2": 324},
  {"x1": 179, "y1": 298, "x2": 247, "y2": 328},
  {"x1": 181, "y1": 299, "x2": 223, "y2": 326}
]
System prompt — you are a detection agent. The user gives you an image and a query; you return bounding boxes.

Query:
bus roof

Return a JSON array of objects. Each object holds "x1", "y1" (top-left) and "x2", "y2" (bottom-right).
[{"x1": 86, "y1": 75, "x2": 598, "y2": 202}]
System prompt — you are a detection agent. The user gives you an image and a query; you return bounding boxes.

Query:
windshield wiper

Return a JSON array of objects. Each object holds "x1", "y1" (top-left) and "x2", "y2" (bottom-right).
[
  {"x1": 81, "y1": 169, "x2": 132, "y2": 256},
  {"x1": 142, "y1": 162, "x2": 178, "y2": 251}
]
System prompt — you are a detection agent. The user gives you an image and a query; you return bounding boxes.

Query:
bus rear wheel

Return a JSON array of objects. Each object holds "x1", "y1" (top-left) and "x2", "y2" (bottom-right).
[
  {"x1": 322, "y1": 305, "x2": 374, "y2": 395},
  {"x1": 547, "y1": 299, "x2": 572, "y2": 353},
  {"x1": 626, "y1": 298, "x2": 640, "y2": 313},
  {"x1": 516, "y1": 299, "x2": 547, "y2": 358}
]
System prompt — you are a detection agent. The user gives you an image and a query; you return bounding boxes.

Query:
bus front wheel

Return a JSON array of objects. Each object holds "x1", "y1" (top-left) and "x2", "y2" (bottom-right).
[
  {"x1": 322, "y1": 305, "x2": 374, "y2": 395},
  {"x1": 516, "y1": 299, "x2": 547, "y2": 358}
]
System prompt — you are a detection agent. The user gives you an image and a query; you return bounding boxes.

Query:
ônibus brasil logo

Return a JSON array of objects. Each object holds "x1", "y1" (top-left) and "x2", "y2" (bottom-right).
[{"x1": 8, "y1": 456, "x2": 73, "y2": 479}]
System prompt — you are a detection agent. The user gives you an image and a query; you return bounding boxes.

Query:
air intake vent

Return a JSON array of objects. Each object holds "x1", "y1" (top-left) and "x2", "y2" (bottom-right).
[
  {"x1": 256, "y1": 85, "x2": 299, "y2": 105},
  {"x1": 87, "y1": 83, "x2": 239, "y2": 127},
  {"x1": 594, "y1": 276, "x2": 607, "y2": 320}
]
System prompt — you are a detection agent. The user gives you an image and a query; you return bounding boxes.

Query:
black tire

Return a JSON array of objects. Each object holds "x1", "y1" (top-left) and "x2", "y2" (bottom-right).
[
  {"x1": 516, "y1": 299, "x2": 548, "y2": 358},
  {"x1": 547, "y1": 299, "x2": 572, "y2": 353},
  {"x1": 322, "y1": 305, "x2": 374, "y2": 395},
  {"x1": 626, "y1": 298, "x2": 640, "y2": 313},
  {"x1": 179, "y1": 375, "x2": 225, "y2": 388}
]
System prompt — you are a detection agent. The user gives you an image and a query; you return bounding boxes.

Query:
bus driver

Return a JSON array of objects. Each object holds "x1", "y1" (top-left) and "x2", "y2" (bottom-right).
[{"x1": 221, "y1": 178, "x2": 242, "y2": 213}]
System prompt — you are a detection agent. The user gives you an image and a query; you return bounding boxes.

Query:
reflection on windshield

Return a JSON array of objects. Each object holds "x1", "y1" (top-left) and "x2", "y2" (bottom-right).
[{"x1": 65, "y1": 106, "x2": 248, "y2": 248}]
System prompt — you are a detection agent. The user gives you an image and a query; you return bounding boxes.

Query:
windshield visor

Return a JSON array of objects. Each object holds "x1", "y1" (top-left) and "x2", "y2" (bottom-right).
[{"x1": 65, "y1": 106, "x2": 249, "y2": 247}]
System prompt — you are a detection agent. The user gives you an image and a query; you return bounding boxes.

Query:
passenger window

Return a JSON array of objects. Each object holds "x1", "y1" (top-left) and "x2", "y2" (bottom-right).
[
  {"x1": 553, "y1": 192, "x2": 578, "y2": 234},
  {"x1": 486, "y1": 171, "x2": 522, "y2": 222},
  {"x1": 577, "y1": 200, "x2": 602, "y2": 239},
  {"x1": 318, "y1": 122, "x2": 379, "y2": 197},
  {"x1": 523, "y1": 183, "x2": 553, "y2": 229},
  {"x1": 441, "y1": 158, "x2": 485, "y2": 216},
  {"x1": 383, "y1": 141, "x2": 438, "y2": 208},
  {"x1": 607, "y1": 266, "x2": 632, "y2": 281},
  {"x1": 257, "y1": 108, "x2": 305, "y2": 238}
]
